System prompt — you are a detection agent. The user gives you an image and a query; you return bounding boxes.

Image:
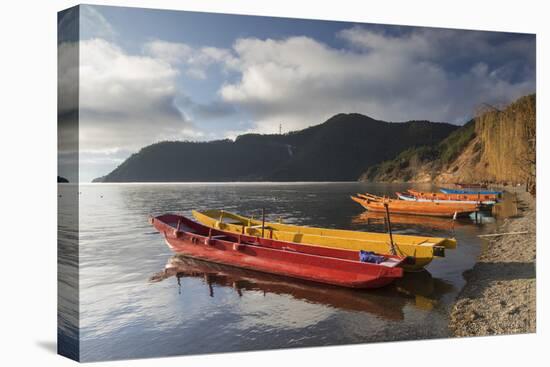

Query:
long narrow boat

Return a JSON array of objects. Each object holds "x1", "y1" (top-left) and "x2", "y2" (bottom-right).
[
  {"x1": 440, "y1": 188, "x2": 502, "y2": 195},
  {"x1": 150, "y1": 214, "x2": 404, "y2": 288},
  {"x1": 351, "y1": 193, "x2": 478, "y2": 218},
  {"x1": 407, "y1": 189, "x2": 497, "y2": 204},
  {"x1": 192, "y1": 209, "x2": 457, "y2": 271},
  {"x1": 455, "y1": 183, "x2": 487, "y2": 189},
  {"x1": 397, "y1": 193, "x2": 494, "y2": 213},
  {"x1": 396, "y1": 192, "x2": 487, "y2": 205}
]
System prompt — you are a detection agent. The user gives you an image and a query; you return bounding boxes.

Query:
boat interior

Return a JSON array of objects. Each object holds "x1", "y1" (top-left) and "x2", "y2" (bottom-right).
[{"x1": 154, "y1": 214, "x2": 403, "y2": 267}]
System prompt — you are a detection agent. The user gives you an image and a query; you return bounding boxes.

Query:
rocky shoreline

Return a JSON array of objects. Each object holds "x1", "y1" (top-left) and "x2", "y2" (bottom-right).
[{"x1": 449, "y1": 188, "x2": 536, "y2": 336}]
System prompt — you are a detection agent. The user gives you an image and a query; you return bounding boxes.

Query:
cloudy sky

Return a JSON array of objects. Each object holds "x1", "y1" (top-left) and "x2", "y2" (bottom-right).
[{"x1": 59, "y1": 5, "x2": 535, "y2": 182}]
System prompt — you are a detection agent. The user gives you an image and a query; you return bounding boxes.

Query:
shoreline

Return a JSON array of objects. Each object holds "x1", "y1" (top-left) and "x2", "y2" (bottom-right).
[{"x1": 449, "y1": 187, "x2": 536, "y2": 336}]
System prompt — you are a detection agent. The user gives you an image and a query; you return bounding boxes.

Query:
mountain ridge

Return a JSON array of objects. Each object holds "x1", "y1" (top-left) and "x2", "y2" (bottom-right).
[{"x1": 94, "y1": 113, "x2": 458, "y2": 182}]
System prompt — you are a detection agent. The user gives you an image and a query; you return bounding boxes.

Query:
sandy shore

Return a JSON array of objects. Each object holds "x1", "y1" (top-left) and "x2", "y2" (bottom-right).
[{"x1": 449, "y1": 188, "x2": 536, "y2": 336}]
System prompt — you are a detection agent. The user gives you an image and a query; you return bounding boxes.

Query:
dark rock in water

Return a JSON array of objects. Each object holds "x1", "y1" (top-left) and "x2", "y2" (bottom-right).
[{"x1": 58, "y1": 176, "x2": 69, "y2": 183}]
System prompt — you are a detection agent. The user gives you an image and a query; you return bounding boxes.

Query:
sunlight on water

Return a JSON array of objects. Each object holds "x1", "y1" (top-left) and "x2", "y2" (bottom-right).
[{"x1": 60, "y1": 182, "x2": 500, "y2": 361}]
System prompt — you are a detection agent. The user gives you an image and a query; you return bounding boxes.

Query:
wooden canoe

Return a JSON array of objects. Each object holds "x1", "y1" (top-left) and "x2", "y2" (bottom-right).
[
  {"x1": 440, "y1": 188, "x2": 502, "y2": 195},
  {"x1": 150, "y1": 214, "x2": 404, "y2": 288},
  {"x1": 192, "y1": 209, "x2": 457, "y2": 271},
  {"x1": 398, "y1": 192, "x2": 481, "y2": 204},
  {"x1": 352, "y1": 193, "x2": 479, "y2": 218},
  {"x1": 407, "y1": 189, "x2": 497, "y2": 204}
]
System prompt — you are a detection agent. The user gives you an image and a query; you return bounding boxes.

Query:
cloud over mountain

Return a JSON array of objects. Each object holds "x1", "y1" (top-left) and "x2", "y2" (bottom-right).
[
  {"x1": 219, "y1": 28, "x2": 535, "y2": 133},
  {"x1": 64, "y1": 5, "x2": 535, "y2": 181}
]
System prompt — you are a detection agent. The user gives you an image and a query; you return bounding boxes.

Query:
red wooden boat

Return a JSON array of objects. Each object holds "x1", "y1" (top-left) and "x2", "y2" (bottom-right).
[
  {"x1": 150, "y1": 214, "x2": 404, "y2": 289},
  {"x1": 351, "y1": 193, "x2": 479, "y2": 218}
]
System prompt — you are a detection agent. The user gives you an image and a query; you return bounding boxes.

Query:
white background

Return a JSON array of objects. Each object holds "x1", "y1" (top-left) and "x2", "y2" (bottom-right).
[{"x1": 0, "y1": 0, "x2": 547, "y2": 365}]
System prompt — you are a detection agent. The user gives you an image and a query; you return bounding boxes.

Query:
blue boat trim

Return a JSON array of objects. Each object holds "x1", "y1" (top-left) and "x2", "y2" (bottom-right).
[{"x1": 440, "y1": 188, "x2": 502, "y2": 195}]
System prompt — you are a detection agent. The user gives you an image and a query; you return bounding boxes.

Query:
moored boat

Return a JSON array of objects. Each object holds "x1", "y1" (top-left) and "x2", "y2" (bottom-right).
[
  {"x1": 192, "y1": 209, "x2": 457, "y2": 271},
  {"x1": 440, "y1": 188, "x2": 502, "y2": 196},
  {"x1": 397, "y1": 192, "x2": 488, "y2": 205},
  {"x1": 150, "y1": 214, "x2": 404, "y2": 288},
  {"x1": 351, "y1": 193, "x2": 479, "y2": 218},
  {"x1": 455, "y1": 182, "x2": 488, "y2": 189},
  {"x1": 404, "y1": 189, "x2": 497, "y2": 205}
]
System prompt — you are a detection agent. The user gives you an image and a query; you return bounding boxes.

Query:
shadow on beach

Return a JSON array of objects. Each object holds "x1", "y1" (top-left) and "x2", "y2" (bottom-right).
[{"x1": 461, "y1": 261, "x2": 535, "y2": 298}]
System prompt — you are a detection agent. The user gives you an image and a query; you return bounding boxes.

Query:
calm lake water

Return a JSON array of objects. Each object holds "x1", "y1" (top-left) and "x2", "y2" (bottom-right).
[{"x1": 60, "y1": 182, "x2": 499, "y2": 362}]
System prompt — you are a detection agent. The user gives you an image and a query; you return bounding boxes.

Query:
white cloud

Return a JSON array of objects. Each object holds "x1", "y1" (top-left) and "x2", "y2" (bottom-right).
[
  {"x1": 140, "y1": 29, "x2": 534, "y2": 135},
  {"x1": 143, "y1": 40, "x2": 193, "y2": 65},
  {"x1": 77, "y1": 38, "x2": 194, "y2": 151},
  {"x1": 144, "y1": 40, "x2": 236, "y2": 79},
  {"x1": 61, "y1": 8, "x2": 535, "y2": 182},
  {"x1": 218, "y1": 29, "x2": 535, "y2": 133}
]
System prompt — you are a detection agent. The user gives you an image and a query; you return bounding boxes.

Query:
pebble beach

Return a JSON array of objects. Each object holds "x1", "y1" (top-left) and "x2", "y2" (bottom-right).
[{"x1": 449, "y1": 188, "x2": 536, "y2": 336}]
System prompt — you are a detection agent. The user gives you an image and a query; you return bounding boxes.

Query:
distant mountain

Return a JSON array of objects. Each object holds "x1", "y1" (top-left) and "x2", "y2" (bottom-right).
[
  {"x1": 94, "y1": 113, "x2": 458, "y2": 182},
  {"x1": 58, "y1": 175, "x2": 69, "y2": 183}
]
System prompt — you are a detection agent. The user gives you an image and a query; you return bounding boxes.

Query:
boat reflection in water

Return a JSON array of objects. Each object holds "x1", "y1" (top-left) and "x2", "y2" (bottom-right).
[
  {"x1": 350, "y1": 213, "x2": 460, "y2": 310},
  {"x1": 151, "y1": 255, "x2": 406, "y2": 320},
  {"x1": 150, "y1": 255, "x2": 455, "y2": 318},
  {"x1": 393, "y1": 270, "x2": 454, "y2": 310}
]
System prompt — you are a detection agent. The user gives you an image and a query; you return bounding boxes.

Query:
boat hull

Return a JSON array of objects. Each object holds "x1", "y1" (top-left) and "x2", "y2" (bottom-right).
[
  {"x1": 152, "y1": 214, "x2": 403, "y2": 289},
  {"x1": 398, "y1": 192, "x2": 496, "y2": 206},
  {"x1": 440, "y1": 188, "x2": 502, "y2": 195},
  {"x1": 352, "y1": 194, "x2": 477, "y2": 218},
  {"x1": 407, "y1": 189, "x2": 497, "y2": 204},
  {"x1": 192, "y1": 210, "x2": 457, "y2": 271}
]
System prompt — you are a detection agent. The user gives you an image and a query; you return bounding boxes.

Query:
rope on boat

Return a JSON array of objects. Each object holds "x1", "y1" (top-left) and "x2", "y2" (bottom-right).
[{"x1": 383, "y1": 203, "x2": 398, "y2": 256}]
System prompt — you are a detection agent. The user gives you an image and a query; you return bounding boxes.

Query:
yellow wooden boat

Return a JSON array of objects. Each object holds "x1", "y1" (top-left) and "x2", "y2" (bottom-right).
[{"x1": 191, "y1": 210, "x2": 457, "y2": 271}]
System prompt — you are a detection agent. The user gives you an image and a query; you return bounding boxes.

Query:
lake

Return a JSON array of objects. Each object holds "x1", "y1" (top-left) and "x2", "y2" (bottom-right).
[{"x1": 59, "y1": 182, "x2": 499, "y2": 361}]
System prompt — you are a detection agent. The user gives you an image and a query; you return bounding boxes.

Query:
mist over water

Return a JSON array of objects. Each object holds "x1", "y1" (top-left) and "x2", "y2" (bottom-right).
[{"x1": 60, "y1": 182, "x2": 498, "y2": 361}]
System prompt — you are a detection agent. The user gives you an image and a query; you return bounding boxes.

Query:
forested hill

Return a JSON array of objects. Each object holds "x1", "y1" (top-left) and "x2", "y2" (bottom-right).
[
  {"x1": 361, "y1": 94, "x2": 536, "y2": 190},
  {"x1": 93, "y1": 113, "x2": 458, "y2": 182}
]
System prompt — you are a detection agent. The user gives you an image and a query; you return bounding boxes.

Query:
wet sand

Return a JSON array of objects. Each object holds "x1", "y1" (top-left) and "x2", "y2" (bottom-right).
[{"x1": 449, "y1": 188, "x2": 536, "y2": 336}]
